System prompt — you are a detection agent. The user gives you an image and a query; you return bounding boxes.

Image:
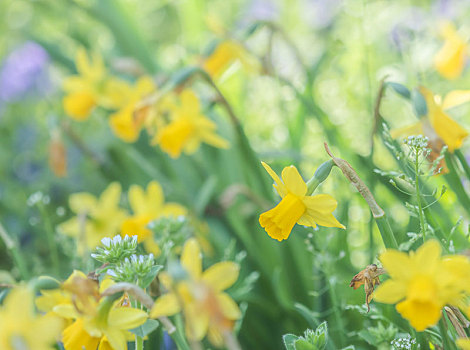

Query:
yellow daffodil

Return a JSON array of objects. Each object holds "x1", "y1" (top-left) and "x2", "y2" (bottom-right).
[
  {"x1": 374, "y1": 240, "x2": 470, "y2": 331},
  {"x1": 259, "y1": 162, "x2": 344, "y2": 241},
  {"x1": 457, "y1": 339, "x2": 470, "y2": 350},
  {"x1": 0, "y1": 287, "x2": 62, "y2": 350},
  {"x1": 150, "y1": 238, "x2": 241, "y2": 347},
  {"x1": 202, "y1": 40, "x2": 260, "y2": 79},
  {"x1": 58, "y1": 182, "x2": 128, "y2": 254},
  {"x1": 121, "y1": 181, "x2": 187, "y2": 255},
  {"x1": 391, "y1": 87, "x2": 469, "y2": 153},
  {"x1": 153, "y1": 90, "x2": 229, "y2": 158},
  {"x1": 109, "y1": 76, "x2": 157, "y2": 143},
  {"x1": 434, "y1": 22, "x2": 468, "y2": 80},
  {"x1": 48, "y1": 274, "x2": 147, "y2": 350},
  {"x1": 63, "y1": 49, "x2": 129, "y2": 121}
]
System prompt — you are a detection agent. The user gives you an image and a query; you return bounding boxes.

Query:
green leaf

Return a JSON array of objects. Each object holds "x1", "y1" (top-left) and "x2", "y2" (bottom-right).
[
  {"x1": 386, "y1": 82, "x2": 411, "y2": 99},
  {"x1": 129, "y1": 319, "x2": 159, "y2": 338},
  {"x1": 411, "y1": 89, "x2": 427, "y2": 118},
  {"x1": 283, "y1": 334, "x2": 299, "y2": 350},
  {"x1": 295, "y1": 339, "x2": 316, "y2": 350},
  {"x1": 140, "y1": 265, "x2": 163, "y2": 289}
]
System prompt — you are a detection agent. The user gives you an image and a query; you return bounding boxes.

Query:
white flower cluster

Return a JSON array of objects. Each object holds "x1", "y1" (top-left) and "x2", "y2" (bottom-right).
[
  {"x1": 91, "y1": 235, "x2": 138, "y2": 264},
  {"x1": 391, "y1": 336, "x2": 418, "y2": 350}
]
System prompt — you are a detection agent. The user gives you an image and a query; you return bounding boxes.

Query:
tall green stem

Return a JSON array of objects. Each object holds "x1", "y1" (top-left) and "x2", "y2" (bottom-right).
[
  {"x1": 37, "y1": 202, "x2": 60, "y2": 275},
  {"x1": 135, "y1": 335, "x2": 144, "y2": 350},
  {"x1": 414, "y1": 152, "x2": 426, "y2": 241},
  {"x1": 0, "y1": 222, "x2": 29, "y2": 280}
]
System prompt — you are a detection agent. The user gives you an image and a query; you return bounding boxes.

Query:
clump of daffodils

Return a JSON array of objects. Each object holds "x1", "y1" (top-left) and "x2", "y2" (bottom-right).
[{"x1": 91, "y1": 235, "x2": 138, "y2": 264}]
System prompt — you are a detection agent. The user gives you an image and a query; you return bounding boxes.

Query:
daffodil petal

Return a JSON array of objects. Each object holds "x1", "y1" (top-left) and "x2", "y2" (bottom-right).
[
  {"x1": 414, "y1": 240, "x2": 441, "y2": 274},
  {"x1": 379, "y1": 250, "x2": 412, "y2": 280},
  {"x1": 373, "y1": 280, "x2": 406, "y2": 304},
  {"x1": 442, "y1": 90, "x2": 470, "y2": 110},
  {"x1": 216, "y1": 292, "x2": 241, "y2": 320},
  {"x1": 396, "y1": 299, "x2": 442, "y2": 331},
  {"x1": 103, "y1": 327, "x2": 127, "y2": 350},
  {"x1": 181, "y1": 238, "x2": 202, "y2": 280},
  {"x1": 108, "y1": 308, "x2": 147, "y2": 330},
  {"x1": 390, "y1": 122, "x2": 424, "y2": 139},
  {"x1": 185, "y1": 304, "x2": 209, "y2": 341},
  {"x1": 69, "y1": 193, "x2": 97, "y2": 214},
  {"x1": 202, "y1": 262, "x2": 240, "y2": 291},
  {"x1": 261, "y1": 162, "x2": 287, "y2": 197},
  {"x1": 281, "y1": 165, "x2": 307, "y2": 196},
  {"x1": 150, "y1": 293, "x2": 181, "y2": 318}
]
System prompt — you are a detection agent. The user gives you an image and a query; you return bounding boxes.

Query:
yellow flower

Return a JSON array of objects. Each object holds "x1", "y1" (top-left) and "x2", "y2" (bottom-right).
[
  {"x1": 58, "y1": 182, "x2": 128, "y2": 254},
  {"x1": 150, "y1": 238, "x2": 241, "y2": 347},
  {"x1": 202, "y1": 40, "x2": 260, "y2": 79},
  {"x1": 0, "y1": 287, "x2": 62, "y2": 350},
  {"x1": 434, "y1": 22, "x2": 468, "y2": 80},
  {"x1": 374, "y1": 240, "x2": 470, "y2": 331},
  {"x1": 121, "y1": 181, "x2": 187, "y2": 255},
  {"x1": 153, "y1": 90, "x2": 229, "y2": 158},
  {"x1": 391, "y1": 87, "x2": 469, "y2": 153},
  {"x1": 259, "y1": 162, "x2": 344, "y2": 241},
  {"x1": 109, "y1": 76, "x2": 156, "y2": 143},
  {"x1": 63, "y1": 49, "x2": 130, "y2": 121},
  {"x1": 457, "y1": 338, "x2": 470, "y2": 350}
]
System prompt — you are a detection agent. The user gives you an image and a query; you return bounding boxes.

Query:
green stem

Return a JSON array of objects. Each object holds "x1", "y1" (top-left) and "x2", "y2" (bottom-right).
[
  {"x1": 455, "y1": 149, "x2": 470, "y2": 181},
  {"x1": 415, "y1": 152, "x2": 426, "y2": 241},
  {"x1": 135, "y1": 334, "x2": 144, "y2": 350},
  {"x1": 37, "y1": 202, "x2": 60, "y2": 275},
  {"x1": 374, "y1": 215, "x2": 399, "y2": 249},
  {"x1": 0, "y1": 222, "x2": 29, "y2": 280},
  {"x1": 439, "y1": 317, "x2": 456, "y2": 350}
]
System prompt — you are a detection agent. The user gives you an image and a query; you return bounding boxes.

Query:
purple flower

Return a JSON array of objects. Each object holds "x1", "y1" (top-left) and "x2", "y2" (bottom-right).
[{"x1": 0, "y1": 41, "x2": 51, "y2": 102}]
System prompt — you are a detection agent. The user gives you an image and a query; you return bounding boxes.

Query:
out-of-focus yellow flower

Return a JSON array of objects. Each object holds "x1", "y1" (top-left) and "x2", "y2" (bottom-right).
[
  {"x1": 374, "y1": 240, "x2": 470, "y2": 331},
  {"x1": 121, "y1": 181, "x2": 187, "y2": 255},
  {"x1": 109, "y1": 76, "x2": 156, "y2": 143},
  {"x1": 47, "y1": 273, "x2": 146, "y2": 350},
  {"x1": 202, "y1": 40, "x2": 260, "y2": 79},
  {"x1": 150, "y1": 238, "x2": 241, "y2": 346},
  {"x1": 58, "y1": 182, "x2": 127, "y2": 254},
  {"x1": 0, "y1": 286, "x2": 62, "y2": 350},
  {"x1": 259, "y1": 162, "x2": 344, "y2": 241},
  {"x1": 457, "y1": 338, "x2": 470, "y2": 350},
  {"x1": 63, "y1": 49, "x2": 130, "y2": 121},
  {"x1": 434, "y1": 22, "x2": 468, "y2": 80},
  {"x1": 153, "y1": 90, "x2": 229, "y2": 158},
  {"x1": 391, "y1": 87, "x2": 469, "y2": 153}
]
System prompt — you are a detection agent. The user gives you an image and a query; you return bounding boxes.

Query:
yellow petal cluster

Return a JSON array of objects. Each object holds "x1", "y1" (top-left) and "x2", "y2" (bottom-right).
[
  {"x1": 152, "y1": 90, "x2": 229, "y2": 158},
  {"x1": 109, "y1": 76, "x2": 156, "y2": 143},
  {"x1": 63, "y1": 49, "x2": 129, "y2": 120},
  {"x1": 391, "y1": 87, "x2": 469, "y2": 153},
  {"x1": 58, "y1": 182, "x2": 127, "y2": 254},
  {"x1": 374, "y1": 240, "x2": 470, "y2": 331},
  {"x1": 120, "y1": 180, "x2": 187, "y2": 255},
  {"x1": 259, "y1": 162, "x2": 344, "y2": 241},
  {"x1": 150, "y1": 238, "x2": 241, "y2": 347},
  {"x1": 434, "y1": 22, "x2": 468, "y2": 80},
  {"x1": 202, "y1": 40, "x2": 260, "y2": 79},
  {"x1": 0, "y1": 287, "x2": 62, "y2": 350},
  {"x1": 36, "y1": 271, "x2": 147, "y2": 350}
]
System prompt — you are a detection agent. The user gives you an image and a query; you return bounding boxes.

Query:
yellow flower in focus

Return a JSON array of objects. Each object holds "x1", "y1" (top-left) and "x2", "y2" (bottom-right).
[
  {"x1": 374, "y1": 240, "x2": 470, "y2": 331},
  {"x1": 121, "y1": 181, "x2": 187, "y2": 255},
  {"x1": 153, "y1": 90, "x2": 229, "y2": 158},
  {"x1": 63, "y1": 49, "x2": 130, "y2": 121},
  {"x1": 259, "y1": 162, "x2": 344, "y2": 241},
  {"x1": 202, "y1": 40, "x2": 260, "y2": 79},
  {"x1": 434, "y1": 22, "x2": 468, "y2": 80},
  {"x1": 150, "y1": 238, "x2": 241, "y2": 347},
  {"x1": 391, "y1": 87, "x2": 470, "y2": 153},
  {"x1": 109, "y1": 76, "x2": 156, "y2": 143},
  {"x1": 0, "y1": 287, "x2": 62, "y2": 350},
  {"x1": 58, "y1": 182, "x2": 128, "y2": 254}
]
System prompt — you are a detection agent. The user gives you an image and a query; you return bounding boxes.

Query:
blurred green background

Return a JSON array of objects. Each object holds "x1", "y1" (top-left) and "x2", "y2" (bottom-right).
[{"x1": 2, "y1": 0, "x2": 470, "y2": 349}]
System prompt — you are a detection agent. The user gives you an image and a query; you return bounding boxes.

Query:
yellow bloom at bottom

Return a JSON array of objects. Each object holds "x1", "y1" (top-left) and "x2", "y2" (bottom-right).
[
  {"x1": 157, "y1": 118, "x2": 195, "y2": 157},
  {"x1": 259, "y1": 162, "x2": 344, "y2": 241},
  {"x1": 458, "y1": 338, "x2": 470, "y2": 349},
  {"x1": 0, "y1": 287, "x2": 62, "y2": 350}
]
